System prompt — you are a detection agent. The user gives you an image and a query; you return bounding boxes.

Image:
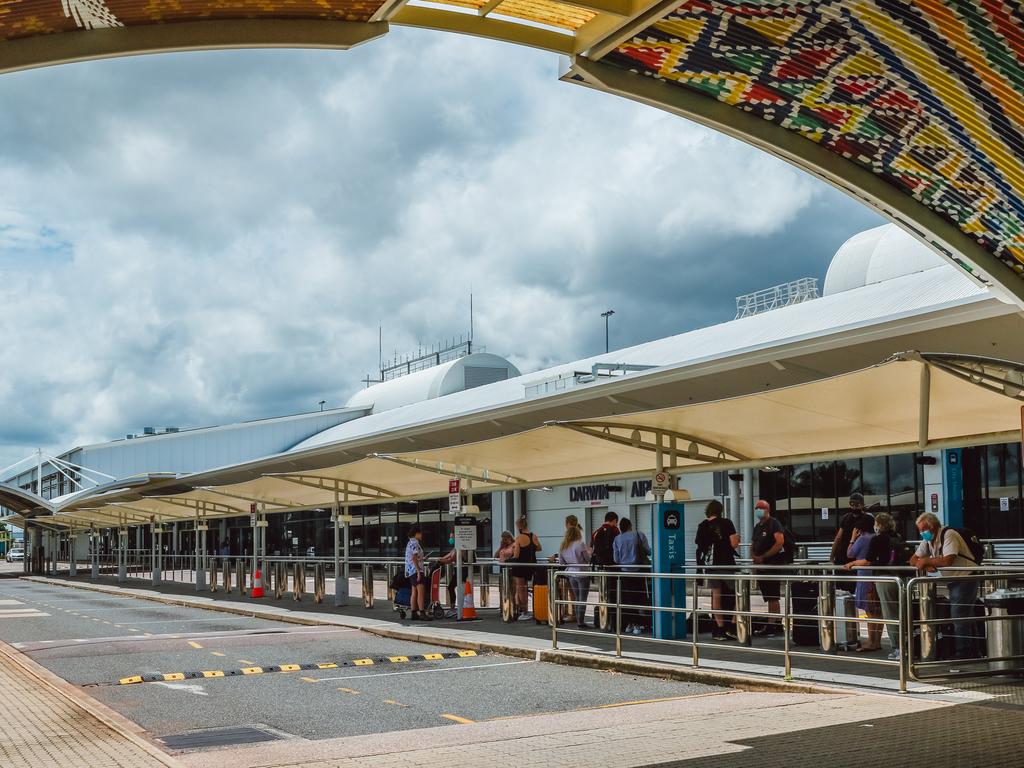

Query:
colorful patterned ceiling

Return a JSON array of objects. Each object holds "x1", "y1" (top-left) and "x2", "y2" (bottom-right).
[
  {"x1": 0, "y1": 0, "x2": 1022, "y2": 299},
  {"x1": 603, "y1": 0, "x2": 1024, "y2": 290}
]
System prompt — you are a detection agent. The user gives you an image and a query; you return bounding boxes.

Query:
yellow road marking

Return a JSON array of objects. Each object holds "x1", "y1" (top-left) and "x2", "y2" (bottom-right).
[
  {"x1": 211, "y1": 652, "x2": 225, "y2": 657},
  {"x1": 163, "y1": 673, "x2": 185, "y2": 681},
  {"x1": 187, "y1": 641, "x2": 203, "y2": 649},
  {"x1": 354, "y1": 659, "x2": 374, "y2": 666},
  {"x1": 241, "y1": 667, "x2": 263, "y2": 675},
  {"x1": 144, "y1": 633, "x2": 153, "y2": 637},
  {"x1": 239, "y1": 659, "x2": 256, "y2": 665},
  {"x1": 317, "y1": 663, "x2": 338, "y2": 669},
  {"x1": 441, "y1": 714, "x2": 475, "y2": 725},
  {"x1": 300, "y1": 676, "x2": 318, "y2": 683},
  {"x1": 279, "y1": 664, "x2": 301, "y2": 672},
  {"x1": 202, "y1": 671, "x2": 224, "y2": 678},
  {"x1": 337, "y1": 687, "x2": 362, "y2": 695},
  {"x1": 388, "y1": 656, "x2": 409, "y2": 663},
  {"x1": 383, "y1": 699, "x2": 409, "y2": 707}
]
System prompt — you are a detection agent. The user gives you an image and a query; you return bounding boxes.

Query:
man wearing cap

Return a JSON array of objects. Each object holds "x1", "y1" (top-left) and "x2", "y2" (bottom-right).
[
  {"x1": 831, "y1": 493, "x2": 865, "y2": 592},
  {"x1": 751, "y1": 499, "x2": 786, "y2": 637}
]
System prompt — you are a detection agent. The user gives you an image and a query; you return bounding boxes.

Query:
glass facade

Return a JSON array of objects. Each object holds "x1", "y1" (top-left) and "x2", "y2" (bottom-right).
[{"x1": 760, "y1": 452, "x2": 926, "y2": 542}]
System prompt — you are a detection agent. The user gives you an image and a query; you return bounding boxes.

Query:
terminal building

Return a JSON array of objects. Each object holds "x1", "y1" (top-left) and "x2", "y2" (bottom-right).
[{"x1": 3, "y1": 224, "x2": 1023, "y2": 559}]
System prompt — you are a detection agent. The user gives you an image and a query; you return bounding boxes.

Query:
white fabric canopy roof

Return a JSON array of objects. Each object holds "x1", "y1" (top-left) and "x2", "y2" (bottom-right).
[{"x1": 48, "y1": 353, "x2": 1024, "y2": 525}]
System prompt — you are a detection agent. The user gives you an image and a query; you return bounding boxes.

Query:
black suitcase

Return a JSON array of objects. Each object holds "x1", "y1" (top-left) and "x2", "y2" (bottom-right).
[{"x1": 790, "y1": 581, "x2": 819, "y2": 646}]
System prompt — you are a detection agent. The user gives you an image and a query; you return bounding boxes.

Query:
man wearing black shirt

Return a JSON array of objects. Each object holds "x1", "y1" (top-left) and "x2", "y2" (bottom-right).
[
  {"x1": 831, "y1": 492, "x2": 864, "y2": 593},
  {"x1": 751, "y1": 499, "x2": 786, "y2": 637},
  {"x1": 695, "y1": 499, "x2": 739, "y2": 640}
]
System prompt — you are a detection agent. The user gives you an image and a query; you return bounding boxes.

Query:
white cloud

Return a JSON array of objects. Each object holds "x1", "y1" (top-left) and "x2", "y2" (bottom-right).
[{"x1": 0, "y1": 29, "x2": 880, "y2": 468}]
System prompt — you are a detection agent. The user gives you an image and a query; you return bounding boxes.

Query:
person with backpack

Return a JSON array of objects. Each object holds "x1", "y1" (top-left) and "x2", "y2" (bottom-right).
[
  {"x1": 910, "y1": 512, "x2": 982, "y2": 660},
  {"x1": 750, "y1": 499, "x2": 788, "y2": 638},
  {"x1": 831, "y1": 492, "x2": 864, "y2": 593},
  {"x1": 695, "y1": 499, "x2": 739, "y2": 641},
  {"x1": 861, "y1": 512, "x2": 908, "y2": 660},
  {"x1": 591, "y1": 511, "x2": 619, "y2": 569}
]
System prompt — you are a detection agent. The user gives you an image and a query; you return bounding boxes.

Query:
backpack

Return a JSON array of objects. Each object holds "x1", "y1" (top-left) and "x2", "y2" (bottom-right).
[
  {"x1": 887, "y1": 534, "x2": 911, "y2": 567},
  {"x1": 592, "y1": 525, "x2": 617, "y2": 566},
  {"x1": 779, "y1": 526, "x2": 797, "y2": 565},
  {"x1": 944, "y1": 526, "x2": 985, "y2": 565}
]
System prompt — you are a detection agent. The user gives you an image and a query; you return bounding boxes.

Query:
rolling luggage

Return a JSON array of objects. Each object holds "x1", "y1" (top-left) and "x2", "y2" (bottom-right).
[
  {"x1": 533, "y1": 584, "x2": 550, "y2": 624},
  {"x1": 790, "y1": 581, "x2": 819, "y2": 646},
  {"x1": 835, "y1": 589, "x2": 859, "y2": 650}
]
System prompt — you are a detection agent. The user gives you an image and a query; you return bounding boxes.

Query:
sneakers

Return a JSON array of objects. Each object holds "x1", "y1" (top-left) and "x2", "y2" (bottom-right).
[
  {"x1": 753, "y1": 625, "x2": 778, "y2": 638},
  {"x1": 516, "y1": 612, "x2": 533, "y2": 622},
  {"x1": 724, "y1": 627, "x2": 738, "y2": 641},
  {"x1": 624, "y1": 624, "x2": 636, "y2": 634},
  {"x1": 887, "y1": 648, "x2": 901, "y2": 661},
  {"x1": 712, "y1": 627, "x2": 729, "y2": 641},
  {"x1": 631, "y1": 625, "x2": 644, "y2": 635}
]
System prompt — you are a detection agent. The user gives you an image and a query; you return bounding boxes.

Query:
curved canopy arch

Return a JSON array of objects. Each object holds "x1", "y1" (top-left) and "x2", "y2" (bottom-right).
[{"x1": 0, "y1": 1, "x2": 1022, "y2": 305}]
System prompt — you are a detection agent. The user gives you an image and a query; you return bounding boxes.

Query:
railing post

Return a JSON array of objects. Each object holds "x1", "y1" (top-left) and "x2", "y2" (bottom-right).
[
  {"x1": 362, "y1": 564, "x2": 374, "y2": 609},
  {"x1": 736, "y1": 577, "x2": 752, "y2": 646},
  {"x1": 551, "y1": 571, "x2": 558, "y2": 649},
  {"x1": 598, "y1": 574, "x2": 612, "y2": 632},
  {"x1": 479, "y1": 567, "x2": 489, "y2": 608},
  {"x1": 691, "y1": 576, "x2": 699, "y2": 667},
  {"x1": 919, "y1": 580, "x2": 938, "y2": 663},
  {"x1": 783, "y1": 579, "x2": 793, "y2": 681},
  {"x1": 615, "y1": 576, "x2": 623, "y2": 657},
  {"x1": 237, "y1": 558, "x2": 247, "y2": 596},
  {"x1": 898, "y1": 577, "x2": 908, "y2": 693},
  {"x1": 293, "y1": 562, "x2": 305, "y2": 601},
  {"x1": 499, "y1": 567, "x2": 514, "y2": 622},
  {"x1": 818, "y1": 578, "x2": 837, "y2": 654}
]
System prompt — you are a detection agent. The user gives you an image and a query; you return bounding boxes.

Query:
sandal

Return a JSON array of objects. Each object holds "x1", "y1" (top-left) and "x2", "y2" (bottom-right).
[{"x1": 856, "y1": 645, "x2": 880, "y2": 652}]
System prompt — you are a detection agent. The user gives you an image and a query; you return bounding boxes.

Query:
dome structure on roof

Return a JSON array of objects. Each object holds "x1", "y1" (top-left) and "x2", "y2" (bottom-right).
[
  {"x1": 823, "y1": 224, "x2": 949, "y2": 296},
  {"x1": 346, "y1": 352, "x2": 520, "y2": 414}
]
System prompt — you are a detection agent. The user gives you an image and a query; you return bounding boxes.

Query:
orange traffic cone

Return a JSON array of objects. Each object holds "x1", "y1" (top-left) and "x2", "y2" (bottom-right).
[
  {"x1": 460, "y1": 580, "x2": 476, "y2": 620},
  {"x1": 251, "y1": 568, "x2": 265, "y2": 598}
]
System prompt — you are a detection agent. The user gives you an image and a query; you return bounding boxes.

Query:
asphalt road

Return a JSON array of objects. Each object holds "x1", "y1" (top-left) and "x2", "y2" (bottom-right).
[{"x1": 0, "y1": 579, "x2": 725, "y2": 750}]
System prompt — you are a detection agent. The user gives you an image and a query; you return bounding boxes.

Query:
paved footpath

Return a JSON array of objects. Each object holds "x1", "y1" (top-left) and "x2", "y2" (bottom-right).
[{"x1": 0, "y1": 641, "x2": 181, "y2": 768}]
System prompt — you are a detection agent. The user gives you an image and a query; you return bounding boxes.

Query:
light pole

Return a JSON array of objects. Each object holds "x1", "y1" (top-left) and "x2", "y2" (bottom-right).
[
  {"x1": 601, "y1": 309, "x2": 615, "y2": 354},
  {"x1": 318, "y1": 400, "x2": 326, "y2": 412}
]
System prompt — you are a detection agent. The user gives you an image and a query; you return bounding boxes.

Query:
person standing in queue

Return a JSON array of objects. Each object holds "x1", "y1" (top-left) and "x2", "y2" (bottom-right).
[
  {"x1": 695, "y1": 499, "x2": 739, "y2": 641},
  {"x1": 494, "y1": 531, "x2": 515, "y2": 562},
  {"x1": 591, "y1": 511, "x2": 620, "y2": 569},
  {"x1": 613, "y1": 518, "x2": 651, "y2": 635},
  {"x1": 843, "y1": 513, "x2": 881, "y2": 651},
  {"x1": 404, "y1": 524, "x2": 431, "y2": 621},
  {"x1": 437, "y1": 531, "x2": 469, "y2": 609},
  {"x1": 831, "y1": 492, "x2": 865, "y2": 593},
  {"x1": 556, "y1": 515, "x2": 592, "y2": 629},
  {"x1": 750, "y1": 500, "x2": 785, "y2": 637},
  {"x1": 510, "y1": 516, "x2": 541, "y2": 621}
]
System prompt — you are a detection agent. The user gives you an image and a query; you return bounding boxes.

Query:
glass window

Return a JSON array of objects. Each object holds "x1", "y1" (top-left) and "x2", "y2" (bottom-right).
[
  {"x1": 888, "y1": 453, "x2": 919, "y2": 540},
  {"x1": 987, "y1": 443, "x2": 1022, "y2": 539},
  {"x1": 836, "y1": 460, "x2": 859, "y2": 499},
  {"x1": 861, "y1": 456, "x2": 887, "y2": 510}
]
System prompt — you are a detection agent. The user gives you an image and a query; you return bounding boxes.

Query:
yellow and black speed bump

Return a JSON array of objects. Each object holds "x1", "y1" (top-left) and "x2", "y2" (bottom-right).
[{"x1": 98, "y1": 650, "x2": 480, "y2": 687}]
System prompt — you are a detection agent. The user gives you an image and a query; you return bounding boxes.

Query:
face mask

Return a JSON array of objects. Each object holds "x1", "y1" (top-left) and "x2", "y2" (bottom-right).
[
  {"x1": 874, "y1": 527, "x2": 882, "y2": 535},
  {"x1": 754, "y1": 509, "x2": 766, "y2": 521},
  {"x1": 921, "y1": 530, "x2": 934, "y2": 542}
]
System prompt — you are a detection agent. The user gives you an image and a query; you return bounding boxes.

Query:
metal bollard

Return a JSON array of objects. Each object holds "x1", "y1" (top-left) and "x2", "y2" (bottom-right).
[
  {"x1": 918, "y1": 580, "x2": 938, "y2": 663},
  {"x1": 818, "y1": 580, "x2": 837, "y2": 654},
  {"x1": 386, "y1": 564, "x2": 397, "y2": 602},
  {"x1": 275, "y1": 561, "x2": 287, "y2": 599},
  {"x1": 362, "y1": 564, "x2": 374, "y2": 609},
  {"x1": 314, "y1": 563, "x2": 325, "y2": 603},
  {"x1": 209, "y1": 558, "x2": 218, "y2": 592},
  {"x1": 735, "y1": 578, "x2": 752, "y2": 646},
  {"x1": 223, "y1": 559, "x2": 232, "y2": 593},
  {"x1": 499, "y1": 568, "x2": 514, "y2": 622},
  {"x1": 293, "y1": 562, "x2": 305, "y2": 601},
  {"x1": 597, "y1": 575, "x2": 613, "y2": 632},
  {"x1": 236, "y1": 559, "x2": 247, "y2": 596},
  {"x1": 479, "y1": 567, "x2": 490, "y2": 608}
]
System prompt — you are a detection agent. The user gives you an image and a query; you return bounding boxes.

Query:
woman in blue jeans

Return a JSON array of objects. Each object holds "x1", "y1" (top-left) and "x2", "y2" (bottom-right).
[{"x1": 557, "y1": 516, "x2": 592, "y2": 629}]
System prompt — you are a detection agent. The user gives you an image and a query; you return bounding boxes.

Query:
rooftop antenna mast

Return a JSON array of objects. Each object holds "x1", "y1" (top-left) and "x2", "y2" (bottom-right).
[{"x1": 469, "y1": 291, "x2": 474, "y2": 352}]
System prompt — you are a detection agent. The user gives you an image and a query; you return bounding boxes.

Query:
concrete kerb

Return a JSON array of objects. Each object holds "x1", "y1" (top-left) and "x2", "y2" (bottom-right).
[
  {"x1": 0, "y1": 639, "x2": 185, "y2": 767},
  {"x1": 23, "y1": 576, "x2": 851, "y2": 697}
]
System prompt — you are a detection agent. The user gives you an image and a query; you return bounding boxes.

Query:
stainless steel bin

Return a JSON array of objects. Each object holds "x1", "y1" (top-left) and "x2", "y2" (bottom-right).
[{"x1": 983, "y1": 589, "x2": 1024, "y2": 674}]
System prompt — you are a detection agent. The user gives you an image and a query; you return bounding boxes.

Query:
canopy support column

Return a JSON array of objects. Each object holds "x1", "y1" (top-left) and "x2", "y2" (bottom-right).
[
  {"x1": 117, "y1": 520, "x2": 127, "y2": 583},
  {"x1": 919, "y1": 363, "x2": 932, "y2": 449},
  {"x1": 91, "y1": 529, "x2": 98, "y2": 579},
  {"x1": 333, "y1": 489, "x2": 349, "y2": 606},
  {"x1": 741, "y1": 469, "x2": 754, "y2": 546},
  {"x1": 68, "y1": 528, "x2": 77, "y2": 577},
  {"x1": 152, "y1": 523, "x2": 162, "y2": 586},
  {"x1": 195, "y1": 510, "x2": 207, "y2": 592}
]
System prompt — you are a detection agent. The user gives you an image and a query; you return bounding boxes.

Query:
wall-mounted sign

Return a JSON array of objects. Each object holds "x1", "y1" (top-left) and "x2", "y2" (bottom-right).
[
  {"x1": 1001, "y1": 497, "x2": 1011, "y2": 512},
  {"x1": 630, "y1": 480, "x2": 652, "y2": 499},
  {"x1": 569, "y1": 485, "x2": 610, "y2": 503},
  {"x1": 821, "y1": 507, "x2": 829, "y2": 520},
  {"x1": 652, "y1": 472, "x2": 671, "y2": 494}
]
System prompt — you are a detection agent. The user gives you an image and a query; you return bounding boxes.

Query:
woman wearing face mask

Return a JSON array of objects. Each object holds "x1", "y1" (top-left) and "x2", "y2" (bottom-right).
[
  {"x1": 437, "y1": 531, "x2": 470, "y2": 609},
  {"x1": 843, "y1": 513, "x2": 881, "y2": 651},
  {"x1": 863, "y1": 512, "x2": 906, "y2": 661}
]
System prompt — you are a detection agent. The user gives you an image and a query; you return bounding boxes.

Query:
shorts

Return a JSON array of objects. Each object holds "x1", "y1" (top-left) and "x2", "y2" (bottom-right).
[
  {"x1": 407, "y1": 571, "x2": 422, "y2": 587},
  {"x1": 708, "y1": 578, "x2": 736, "y2": 592},
  {"x1": 758, "y1": 577, "x2": 781, "y2": 601}
]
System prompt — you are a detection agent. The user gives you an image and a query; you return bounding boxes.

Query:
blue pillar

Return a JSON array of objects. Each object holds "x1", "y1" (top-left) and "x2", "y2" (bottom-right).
[
  {"x1": 944, "y1": 449, "x2": 964, "y2": 527},
  {"x1": 652, "y1": 502, "x2": 687, "y2": 639}
]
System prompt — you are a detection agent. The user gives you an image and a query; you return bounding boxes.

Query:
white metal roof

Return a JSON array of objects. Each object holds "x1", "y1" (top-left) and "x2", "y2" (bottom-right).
[{"x1": 291, "y1": 264, "x2": 994, "y2": 454}]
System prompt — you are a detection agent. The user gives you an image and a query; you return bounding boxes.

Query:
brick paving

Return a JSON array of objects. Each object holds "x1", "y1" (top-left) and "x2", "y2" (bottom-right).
[{"x1": 0, "y1": 643, "x2": 180, "y2": 768}]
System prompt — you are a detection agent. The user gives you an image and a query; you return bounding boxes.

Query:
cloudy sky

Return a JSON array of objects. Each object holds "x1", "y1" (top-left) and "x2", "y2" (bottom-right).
[{"x1": 0, "y1": 27, "x2": 882, "y2": 471}]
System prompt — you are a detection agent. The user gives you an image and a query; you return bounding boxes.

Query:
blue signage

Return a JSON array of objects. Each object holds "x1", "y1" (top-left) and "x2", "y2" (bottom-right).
[
  {"x1": 651, "y1": 502, "x2": 686, "y2": 639},
  {"x1": 944, "y1": 449, "x2": 964, "y2": 526}
]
